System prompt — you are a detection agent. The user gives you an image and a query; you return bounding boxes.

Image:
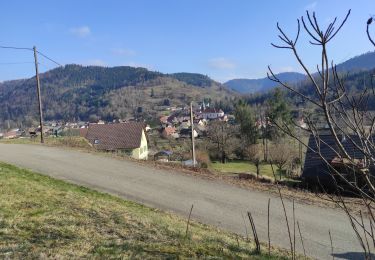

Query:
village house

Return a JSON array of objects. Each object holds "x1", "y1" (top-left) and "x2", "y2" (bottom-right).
[
  {"x1": 200, "y1": 108, "x2": 225, "y2": 120},
  {"x1": 83, "y1": 122, "x2": 148, "y2": 160},
  {"x1": 3, "y1": 129, "x2": 21, "y2": 139},
  {"x1": 161, "y1": 126, "x2": 179, "y2": 139},
  {"x1": 159, "y1": 116, "x2": 169, "y2": 125},
  {"x1": 179, "y1": 128, "x2": 198, "y2": 138}
]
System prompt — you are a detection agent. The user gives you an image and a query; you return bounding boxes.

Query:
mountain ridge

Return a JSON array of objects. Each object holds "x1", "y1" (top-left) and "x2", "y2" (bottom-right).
[
  {"x1": 0, "y1": 64, "x2": 235, "y2": 128},
  {"x1": 225, "y1": 51, "x2": 375, "y2": 94}
]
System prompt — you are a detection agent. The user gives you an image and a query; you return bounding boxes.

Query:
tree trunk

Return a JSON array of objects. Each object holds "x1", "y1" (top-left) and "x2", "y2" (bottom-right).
[{"x1": 221, "y1": 151, "x2": 226, "y2": 164}]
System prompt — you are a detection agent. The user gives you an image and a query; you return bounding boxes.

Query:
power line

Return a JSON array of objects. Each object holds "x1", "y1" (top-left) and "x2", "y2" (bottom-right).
[
  {"x1": 36, "y1": 50, "x2": 62, "y2": 66},
  {"x1": 0, "y1": 45, "x2": 32, "y2": 51},
  {"x1": 0, "y1": 45, "x2": 62, "y2": 67},
  {"x1": 0, "y1": 62, "x2": 34, "y2": 65}
]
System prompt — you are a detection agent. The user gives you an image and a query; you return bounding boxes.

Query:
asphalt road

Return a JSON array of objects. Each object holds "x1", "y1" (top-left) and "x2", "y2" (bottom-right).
[{"x1": 0, "y1": 144, "x2": 367, "y2": 259}]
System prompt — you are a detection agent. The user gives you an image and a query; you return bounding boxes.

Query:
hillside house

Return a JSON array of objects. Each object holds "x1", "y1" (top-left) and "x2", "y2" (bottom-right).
[
  {"x1": 161, "y1": 126, "x2": 179, "y2": 138},
  {"x1": 200, "y1": 108, "x2": 225, "y2": 120},
  {"x1": 179, "y1": 128, "x2": 198, "y2": 138},
  {"x1": 84, "y1": 122, "x2": 148, "y2": 160}
]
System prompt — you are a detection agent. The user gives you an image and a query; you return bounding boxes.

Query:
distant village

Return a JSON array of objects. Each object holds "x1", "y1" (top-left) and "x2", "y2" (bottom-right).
[{"x1": 0, "y1": 101, "x2": 230, "y2": 160}]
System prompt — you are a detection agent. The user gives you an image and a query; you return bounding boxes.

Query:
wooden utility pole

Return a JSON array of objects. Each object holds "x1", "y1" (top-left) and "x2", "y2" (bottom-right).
[
  {"x1": 33, "y1": 46, "x2": 44, "y2": 143},
  {"x1": 190, "y1": 102, "x2": 196, "y2": 167}
]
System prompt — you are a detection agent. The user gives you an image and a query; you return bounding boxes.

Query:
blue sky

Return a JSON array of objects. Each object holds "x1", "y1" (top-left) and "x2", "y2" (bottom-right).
[{"x1": 0, "y1": 0, "x2": 374, "y2": 82}]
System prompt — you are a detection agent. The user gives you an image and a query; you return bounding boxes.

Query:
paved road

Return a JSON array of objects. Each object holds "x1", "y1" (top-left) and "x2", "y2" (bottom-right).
[{"x1": 0, "y1": 144, "x2": 366, "y2": 259}]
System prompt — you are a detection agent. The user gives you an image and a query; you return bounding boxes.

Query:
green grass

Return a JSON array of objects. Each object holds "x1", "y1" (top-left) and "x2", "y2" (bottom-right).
[
  {"x1": 0, "y1": 136, "x2": 92, "y2": 150},
  {"x1": 210, "y1": 160, "x2": 277, "y2": 179},
  {"x1": 0, "y1": 162, "x2": 289, "y2": 259}
]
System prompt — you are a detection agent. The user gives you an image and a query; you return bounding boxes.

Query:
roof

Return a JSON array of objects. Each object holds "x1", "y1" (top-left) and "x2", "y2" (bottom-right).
[
  {"x1": 304, "y1": 134, "x2": 366, "y2": 169},
  {"x1": 163, "y1": 126, "x2": 176, "y2": 135},
  {"x1": 86, "y1": 122, "x2": 145, "y2": 150},
  {"x1": 302, "y1": 134, "x2": 372, "y2": 179},
  {"x1": 202, "y1": 108, "x2": 224, "y2": 113}
]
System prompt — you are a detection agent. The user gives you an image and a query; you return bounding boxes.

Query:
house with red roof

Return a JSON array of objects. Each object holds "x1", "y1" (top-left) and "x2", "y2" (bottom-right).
[{"x1": 84, "y1": 122, "x2": 148, "y2": 160}]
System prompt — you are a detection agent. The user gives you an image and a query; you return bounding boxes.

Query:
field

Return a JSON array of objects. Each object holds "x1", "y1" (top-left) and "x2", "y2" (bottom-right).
[
  {"x1": 210, "y1": 160, "x2": 281, "y2": 179},
  {"x1": 0, "y1": 162, "x2": 289, "y2": 259}
]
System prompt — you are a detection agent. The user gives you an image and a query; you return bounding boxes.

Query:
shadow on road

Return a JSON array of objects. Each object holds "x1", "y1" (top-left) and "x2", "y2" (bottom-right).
[{"x1": 332, "y1": 252, "x2": 374, "y2": 260}]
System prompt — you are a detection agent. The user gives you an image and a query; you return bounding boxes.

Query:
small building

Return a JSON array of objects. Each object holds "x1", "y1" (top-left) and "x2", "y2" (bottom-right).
[
  {"x1": 85, "y1": 122, "x2": 148, "y2": 160},
  {"x1": 159, "y1": 116, "x2": 169, "y2": 125},
  {"x1": 162, "y1": 126, "x2": 177, "y2": 138},
  {"x1": 3, "y1": 129, "x2": 21, "y2": 139},
  {"x1": 201, "y1": 108, "x2": 224, "y2": 120},
  {"x1": 154, "y1": 150, "x2": 173, "y2": 162},
  {"x1": 179, "y1": 128, "x2": 198, "y2": 138},
  {"x1": 302, "y1": 133, "x2": 374, "y2": 189}
]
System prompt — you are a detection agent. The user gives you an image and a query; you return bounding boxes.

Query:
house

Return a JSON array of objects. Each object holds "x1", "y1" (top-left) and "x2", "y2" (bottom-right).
[
  {"x1": 154, "y1": 150, "x2": 173, "y2": 162},
  {"x1": 179, "y1": 128, "x2": 198, "y2": 138},
  {"x1": 3, "y1": 129, "x2": 21, "y2": 139},
  {"x1": 302, "y1": 133, "x2": 374, "y2": 189},
  {"x1": 85, "y1": 122, "x2": 148, "y2": 160},
  {"x1": 162, "y1": 126, "x2": 178, "y2": 138},
  {"x1": 159, "y1": 116, "x2": 169, "y2": 125},
  {"x1": 201, "y1": 108, "x2": 225, "y2": 120}
]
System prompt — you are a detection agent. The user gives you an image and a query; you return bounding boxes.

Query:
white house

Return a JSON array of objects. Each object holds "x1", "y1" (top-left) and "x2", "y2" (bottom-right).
[{"x1": 201, "y1": 108, "x2": 225, "y2": 120}]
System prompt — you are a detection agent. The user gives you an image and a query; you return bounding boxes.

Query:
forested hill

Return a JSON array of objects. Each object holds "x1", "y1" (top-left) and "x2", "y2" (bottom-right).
[
  {"x1": 225, "y1": 51, "x2": 375, "y2": 94},
  {"x1": 336, "y1": 51, "x2": 375, "y2": 72},
  {"x1": 246, "y1": 68, "x2": 375, "y2": 109},
  {"x1": 0, "y1": 64, "x2": 234, "y2": 128},
  {"x1": 224, "y1": 72, "x2": 306, "y2": 94}
]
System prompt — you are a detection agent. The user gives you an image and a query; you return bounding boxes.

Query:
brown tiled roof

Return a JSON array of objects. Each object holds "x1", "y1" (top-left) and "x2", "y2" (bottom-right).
[
  {"x1": 163, "y1": 126, "x2": 176, "y2": 135},
  {"x1": 202, "y1": 108, "x2": 224, "y2": 113},
  {"x1": 86, "y1": 122, "x2": 145, "y2": 150}
]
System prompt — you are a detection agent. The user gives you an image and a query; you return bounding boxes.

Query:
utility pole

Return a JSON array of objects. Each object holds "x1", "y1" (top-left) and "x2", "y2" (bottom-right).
[
  {"x1": 190, "y1": 101, "x2": 196, "y2": 167},
  {"x1": 33, "y1": 46, "x2": 44, "y2": 143}
]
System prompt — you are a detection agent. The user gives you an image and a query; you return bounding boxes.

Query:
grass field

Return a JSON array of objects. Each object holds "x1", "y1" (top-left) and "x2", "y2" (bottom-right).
[
  {"x1": 0, "y1": 136, "x2": 92, "y2": 149},
  {"x1": 210, "y1": 160, "x2": 278, "y2": 179},
  {"x1": 0, "y1": 162, "x2": 289, "y2": 259}
]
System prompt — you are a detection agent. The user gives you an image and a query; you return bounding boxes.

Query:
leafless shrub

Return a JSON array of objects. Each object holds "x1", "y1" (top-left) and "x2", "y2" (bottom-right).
[
  {"x1": 269, "y1": 9, "x2": 375, "y2": 257},
  {"x1": 244, "y1": 144, "x2": 263, "y2": 178},
  {"x1": 269, "y1": 141, "x2": 294, "y2": 180}
]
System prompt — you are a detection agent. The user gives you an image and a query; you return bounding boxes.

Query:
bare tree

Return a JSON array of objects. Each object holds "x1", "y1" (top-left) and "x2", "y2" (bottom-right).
[
  {"x1": 207, "y1": 121, "x2": 238, "y2": 163},
  {"x1": 244, "y1": 144, "x2": 263, "y2": 178},
  {"x1": 268, "y1": 9, "x2": 375, "y2": 257},
  {"x1": 269, "y1": 141, "x2": 294, "y2": 180}
]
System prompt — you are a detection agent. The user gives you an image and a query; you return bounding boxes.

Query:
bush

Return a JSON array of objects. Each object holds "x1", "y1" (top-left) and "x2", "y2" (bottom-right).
[{"x1": 195, "y1": 150, "x2": 210, "y2": 166}]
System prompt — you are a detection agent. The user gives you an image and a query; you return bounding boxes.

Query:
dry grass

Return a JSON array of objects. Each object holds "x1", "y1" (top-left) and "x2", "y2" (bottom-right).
[
  {"x1": 0, "y1": 163, "x2": 290, "y2": 259},
  {"x1": 0, "y1": 136, "x2": 92, "y2": 150}
]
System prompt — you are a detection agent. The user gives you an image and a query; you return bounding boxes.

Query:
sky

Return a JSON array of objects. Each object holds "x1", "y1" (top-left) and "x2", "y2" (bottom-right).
[{"x1": 0, "y1": 0, "x2": 374, "y2": 83}]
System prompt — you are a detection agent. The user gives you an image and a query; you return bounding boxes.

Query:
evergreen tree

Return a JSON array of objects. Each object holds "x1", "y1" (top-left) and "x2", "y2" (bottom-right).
[
  {"x1": 234, "y1": 100, "x2": 258, "y2": 144},
  {"x1": 266, "y1": 88, "x2": 291, "y2": 140}
]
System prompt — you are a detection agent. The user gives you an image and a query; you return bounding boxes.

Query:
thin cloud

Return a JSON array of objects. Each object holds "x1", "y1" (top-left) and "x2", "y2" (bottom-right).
[
  {"x1": 208, "y1": 57, "x2": 236, "y2": 70},
  {"x1": 304, "y1": 1, "x2": 317, "y2": 11},
  {"x1": 70, "y1": 26, "x2": 91, "y2": 38},
  {"x1": 112, "y1": 48, "x2": 136, "y2": 56},
  {"x1": 278, "y1": 66, "x2": 295, "y2": 73}
]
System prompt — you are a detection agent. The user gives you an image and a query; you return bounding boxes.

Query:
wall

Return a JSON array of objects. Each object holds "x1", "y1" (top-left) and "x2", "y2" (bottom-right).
[{"x1": 131, "y1": 130, "x2": 148, "y2": 160}]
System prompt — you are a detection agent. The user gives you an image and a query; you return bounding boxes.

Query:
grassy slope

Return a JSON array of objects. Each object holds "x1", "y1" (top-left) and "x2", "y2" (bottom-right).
[
  {"x1": 0, "y1": 163, "x2": 288, "y2": 259},
  {"x1": 210, "y1": 160, "x2": 276, "y2": 178},
  {"x1": 0, "y1": 136, "x2": 92, "y2": 150}
]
